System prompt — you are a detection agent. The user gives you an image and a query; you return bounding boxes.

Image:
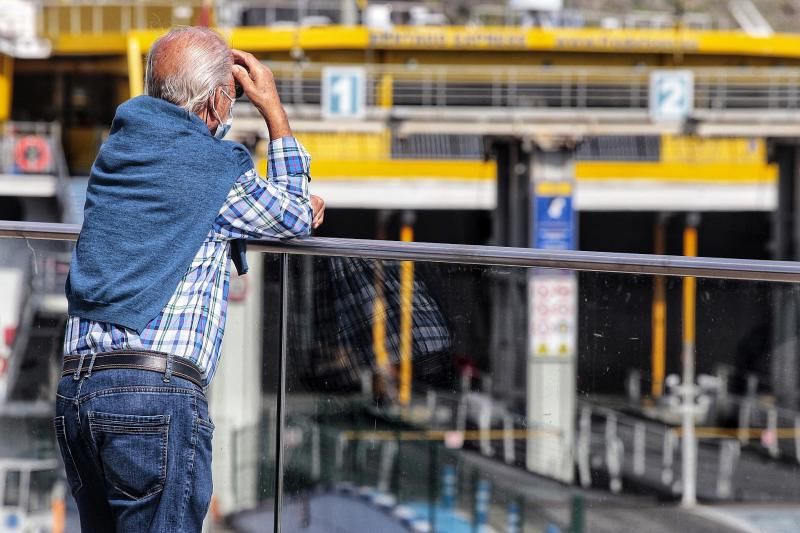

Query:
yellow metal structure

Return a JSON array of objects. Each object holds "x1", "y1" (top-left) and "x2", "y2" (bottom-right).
[
  {"x1": 126, "y1": 33, "x2": 143, "y2": 98},
  {"x1": 293, "y1": 131, "x2": 391, "y2": 161},
  {"x1": 250, "y1": 126, "x2": 778, "y2": 185},
  {"x1": 398, "y1": 223, "x2": 414, "y2": 407},
  {"x1": 41, "y1": 25, "x2": 800, "y2": 63},
  {"x1": 378, "y1": 73, "x2": 393, "y2": 109},
  {"x1": 0, "y1": 54, "x2": 12, "y2": 122},
  {"x1": 575, "y1": 161, "x2": 777, "y2": 184},
  {"x1": 661, "y1": 136, "x2": 766, "y2": 165},
  {"x1": 683, "y1": 225, "x2": 698, "y2": 354},
  {"x1": 651, "y1": 219, "x2": 666, "y2": 398},
  {"x1": 371, "y1": 269, "x2": 390, "y2": 373},
  {"x1": 8, "y1": 5, "x2": 789, "y2": 192}
]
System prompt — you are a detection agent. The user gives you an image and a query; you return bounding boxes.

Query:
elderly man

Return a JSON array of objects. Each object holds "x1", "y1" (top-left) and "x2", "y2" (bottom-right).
[{"x1": 54, "y1": 27, "x2": 322, "y2": 531}]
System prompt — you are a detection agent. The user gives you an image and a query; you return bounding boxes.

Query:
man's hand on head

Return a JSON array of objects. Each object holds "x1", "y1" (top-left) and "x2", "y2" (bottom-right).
[
  {"x1": 231, "y1": 49, "x2": 292, "y2": 139},
  {"x1": 310, "y1": 195, "x2": 325, "y2": 230}
]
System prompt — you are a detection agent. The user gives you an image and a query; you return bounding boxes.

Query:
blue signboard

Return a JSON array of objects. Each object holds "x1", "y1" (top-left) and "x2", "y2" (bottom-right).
[{"x1": 533, "y1": 191, "x2": 575, "y2": 250}]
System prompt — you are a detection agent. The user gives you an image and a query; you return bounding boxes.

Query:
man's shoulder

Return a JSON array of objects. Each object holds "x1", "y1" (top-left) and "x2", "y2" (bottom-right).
[{"x1": 220, "y1": 140, "x2": 254, "y2": 175}]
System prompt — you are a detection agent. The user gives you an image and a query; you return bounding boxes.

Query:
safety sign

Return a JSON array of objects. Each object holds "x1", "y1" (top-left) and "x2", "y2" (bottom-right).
[{"x1": 529, "y1": 273, "x2": 577, "y2": 358}]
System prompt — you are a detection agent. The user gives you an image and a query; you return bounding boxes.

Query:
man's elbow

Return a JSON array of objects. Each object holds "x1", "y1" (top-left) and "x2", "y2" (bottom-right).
[{"x1": 280, "y1": 207, "x2": 313, "y2": 238}]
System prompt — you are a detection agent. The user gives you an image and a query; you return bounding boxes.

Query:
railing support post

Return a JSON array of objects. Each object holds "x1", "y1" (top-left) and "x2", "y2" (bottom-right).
[
  {"x1": 680, "y1": 214, "x2": 699, "y2": 507},
  {"x1": 273, "y1": 253, "x2": 289, "y2": 533}
]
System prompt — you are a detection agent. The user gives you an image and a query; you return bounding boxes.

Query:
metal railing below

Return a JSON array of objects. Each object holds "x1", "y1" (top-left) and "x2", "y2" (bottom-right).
[{"x1": 261, "y1": 62, "x2": 800, "y2": 113}]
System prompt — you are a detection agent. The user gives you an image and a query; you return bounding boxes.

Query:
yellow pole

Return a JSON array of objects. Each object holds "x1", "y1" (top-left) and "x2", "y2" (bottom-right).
[
  {"x1": 651, "y1": 216, "x2": 667, "y2": 397},
  {"x1": 683, "y1": 226, "x2": 697, "y2": 347},
  {"x1": 378, "y1": 73, "x2": 393, "y2": 109},
  {"x1": 372, "y1": 211, "x2": 392, "y2": 399},
  {"x1": 398, "y1": 214, "x2": 415, "y2": 406},
  {"x1": 0, "y1": 54, "x2": 13, "y2": 122},
  {"x1": 126, "y1": 33, "x2": 144, "y2": 98},
  {"x1": 372, "y1": 264, "x2": 390, "y2": 372},
  {"x1": 372, "y1": 212, "x2": 391, "y2": 374}
]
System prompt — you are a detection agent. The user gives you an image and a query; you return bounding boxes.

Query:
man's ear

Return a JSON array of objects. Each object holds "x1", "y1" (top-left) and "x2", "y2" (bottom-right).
[{"x1": 204, "y1": 90, "x2": 218, "y2": 122}]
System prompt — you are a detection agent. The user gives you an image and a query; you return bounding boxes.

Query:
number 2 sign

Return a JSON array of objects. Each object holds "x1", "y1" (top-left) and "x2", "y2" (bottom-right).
[{"x1": 649, "y1": 70, "x2": 694, "y2": 122}]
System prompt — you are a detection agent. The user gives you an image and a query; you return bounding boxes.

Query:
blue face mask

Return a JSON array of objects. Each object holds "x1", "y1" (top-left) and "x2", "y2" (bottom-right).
[{"x1": 212, "y1": 89, "x2": 235, "y2": 140}]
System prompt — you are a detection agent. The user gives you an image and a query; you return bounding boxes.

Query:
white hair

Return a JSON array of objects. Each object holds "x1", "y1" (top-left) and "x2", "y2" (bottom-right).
[{"x1": 144, "y1": 27, "x2": 231, "y2": 114}]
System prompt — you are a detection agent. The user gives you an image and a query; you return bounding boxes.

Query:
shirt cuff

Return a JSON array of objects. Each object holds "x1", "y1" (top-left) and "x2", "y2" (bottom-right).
[{"x1": 266, "y1": 136, "x2": 312, "y2": 180}]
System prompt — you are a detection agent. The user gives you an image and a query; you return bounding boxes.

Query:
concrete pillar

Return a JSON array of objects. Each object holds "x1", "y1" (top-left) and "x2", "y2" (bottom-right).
[{"x1": 770, "y1": 141, "x2": 800, "y2": 408}]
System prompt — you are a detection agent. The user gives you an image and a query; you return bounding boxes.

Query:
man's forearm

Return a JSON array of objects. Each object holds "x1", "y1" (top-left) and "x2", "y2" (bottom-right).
[{"x1": 259, "y1": 102, "x2": 292, "y2": 140}]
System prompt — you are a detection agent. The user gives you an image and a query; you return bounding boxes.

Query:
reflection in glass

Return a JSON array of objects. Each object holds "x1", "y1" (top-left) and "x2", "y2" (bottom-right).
[{"x1": 279, "y1": 255, "x2": 800, "y2": 532}]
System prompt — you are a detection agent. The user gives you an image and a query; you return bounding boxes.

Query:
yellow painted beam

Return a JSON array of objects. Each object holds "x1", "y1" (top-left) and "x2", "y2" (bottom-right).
[
  {"x1": 51, "y1": 33, "x2": 128, "y2": 55},
  {"x1": 51, "y1": 29, "x2": 165, "y2": 56},
  {"x1": 47, "y1": 24, "x2": 800, "y2": 60},
  {"x1": 661, "y1": 135, "x2": 765, "y2": 164},
  {"x1": 293, "y1": 131, "x2": 391, "y2": 160},
  {"x1": 297, "y1": 26, "x2": 370, "y2": 49},
  {"x1": 227, "y1": 27, "x2": 295, "y2": 52},
  {"x1": 576, "y1": 161, "x2": 777, "y2": 183},
  {"x1": 284, "y1": 159, "x2": 497, "y2": 180},
  {"x1": 0, "y1": 54, "x2": 12, "y2": 122},
  {"x1": 256, "y1": 157, "x2": 775, "y2": 185}
]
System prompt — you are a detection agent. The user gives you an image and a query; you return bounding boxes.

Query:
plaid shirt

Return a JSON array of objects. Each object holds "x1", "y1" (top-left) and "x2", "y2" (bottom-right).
[{"x1": 63, "y1": 136, "x2": 313, "y2": 385}]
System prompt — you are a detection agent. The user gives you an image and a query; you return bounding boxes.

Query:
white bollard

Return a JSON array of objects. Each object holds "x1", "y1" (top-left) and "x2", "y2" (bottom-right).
[
  {"x1": 633, "y1": 422, "x2": 646, "y2": 476},
  {"x1": 604, "y1": 414, "x2": 623, "y2": 493},
  {"x1": 577, "y1": 406, "x2": 592, "y2": 488},
  {"x1": 716, "y1": 439, "x2": 740, "y2": 499},
  {"x1": 377, "y1": 440, "x2": 399, "y2": 493},
  {"x1": 311, "y1": 425, "x2": 321, "y2": 481},
  {"x1": 766, "y1": 407, "x2": 779, "y2": 458},
  {"x1": 479, "y1": 396, "x2": 493, "y2": 457},
  {"x1": 662, "y1": 429, "x2": 676, "y2": 486},
  {"x1": 503, "y1": 413, "x2": 515, "y2": 464}
]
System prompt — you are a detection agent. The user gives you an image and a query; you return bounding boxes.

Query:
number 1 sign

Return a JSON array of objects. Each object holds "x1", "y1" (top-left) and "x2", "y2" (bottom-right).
[{"x1": 322, "y1": 66, "x2": 366, "y2": 120}]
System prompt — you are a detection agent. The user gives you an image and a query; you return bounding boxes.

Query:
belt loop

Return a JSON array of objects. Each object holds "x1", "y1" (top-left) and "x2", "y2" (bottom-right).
[
  {"x1": 163, "y1": 352, "x2": 173, "y2": 383},
  {"x1": 72, "y1": 353, "x2": 86, "y2": 381},
  {"x1": 85, "y1": 352, "x2": 98, "y2": 378}
]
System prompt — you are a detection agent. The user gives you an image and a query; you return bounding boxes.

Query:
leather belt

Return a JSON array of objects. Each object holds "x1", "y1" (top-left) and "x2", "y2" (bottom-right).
[{"x1": 62, "y1": 350, "x2": 205, "y2": 389}]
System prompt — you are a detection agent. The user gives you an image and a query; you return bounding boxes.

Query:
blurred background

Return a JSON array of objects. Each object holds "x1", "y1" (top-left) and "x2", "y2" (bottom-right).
[{"x1": 3, "y1": 0, "x2": 800, "y2": 531}]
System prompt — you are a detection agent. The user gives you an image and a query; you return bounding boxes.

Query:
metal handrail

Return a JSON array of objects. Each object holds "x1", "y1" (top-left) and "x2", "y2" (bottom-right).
[{"x1": 1, "y1": 220, "x2": 799, "y2": 282}]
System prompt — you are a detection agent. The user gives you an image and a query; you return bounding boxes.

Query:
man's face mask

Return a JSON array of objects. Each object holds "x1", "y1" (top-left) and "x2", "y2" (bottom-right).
[{"x1": 212, "y1": 88, "x2": 235, "y2": 140}]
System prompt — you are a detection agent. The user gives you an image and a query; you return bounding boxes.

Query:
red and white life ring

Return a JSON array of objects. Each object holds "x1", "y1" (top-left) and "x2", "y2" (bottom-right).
[{"x1": 14, "y1": 135, "x2": 52, "y2": 173}]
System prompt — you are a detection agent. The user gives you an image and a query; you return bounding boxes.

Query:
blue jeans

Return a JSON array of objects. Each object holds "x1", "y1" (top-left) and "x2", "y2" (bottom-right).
[{"x1": 54, "y1": 364, "x2": 214, "y2": 532}]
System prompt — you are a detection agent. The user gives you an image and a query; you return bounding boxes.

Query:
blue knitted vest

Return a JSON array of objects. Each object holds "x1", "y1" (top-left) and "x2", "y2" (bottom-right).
[{"x1": 66, "y1": 95, "x2": 252, "y2": 332}]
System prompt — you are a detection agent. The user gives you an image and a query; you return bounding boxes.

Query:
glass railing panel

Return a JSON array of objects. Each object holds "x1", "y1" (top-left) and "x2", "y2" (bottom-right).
[
  {"x1": 6, "y1": 230, "x2": 800, "y2": 533},
  {"x1": 279, "y1": 253, "x2": 800, "y2": 533},
  {"x1": 0, "y1": 236, "x2": 280, "y2": 532},
  {"x1": 0, "y1": 237, "x2": 72, "y2": 531},
  {"x1": 207, "y1": 252, "x2": 283, "y2": 531}
]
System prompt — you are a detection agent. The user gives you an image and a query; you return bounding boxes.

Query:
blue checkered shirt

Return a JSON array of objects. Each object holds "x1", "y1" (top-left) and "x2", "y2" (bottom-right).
[{"x1": 63, "y1": 136, "x2": 313, "y2": 385}]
